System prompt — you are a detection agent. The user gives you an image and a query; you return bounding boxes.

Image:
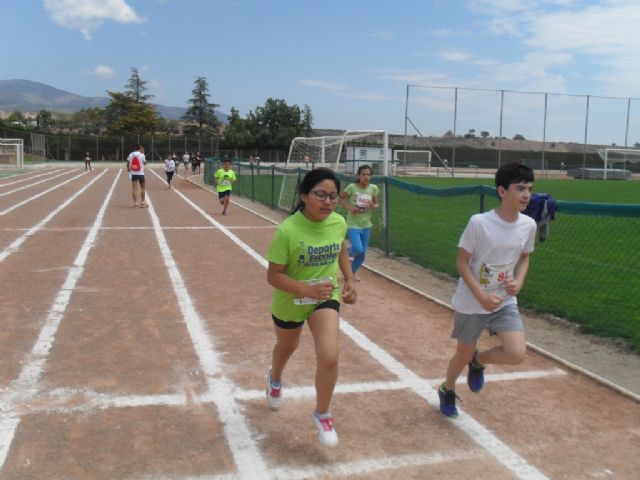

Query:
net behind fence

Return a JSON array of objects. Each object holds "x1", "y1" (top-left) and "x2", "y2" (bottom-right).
[{"x1": 207, "y1": 161, "x2": 640, "y2": 351}]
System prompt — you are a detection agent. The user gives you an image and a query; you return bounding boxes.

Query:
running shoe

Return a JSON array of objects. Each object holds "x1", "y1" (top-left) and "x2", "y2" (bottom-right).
[
  {"x1": 312, "y1": 412, "x2": 339, "y2": 447},
  {"x1": 467, "y1": 351, "x2": 485, "y2": 393},
  {"x1": 266, "y1": 370, "x2": 282, "y2": 410},
  {"x1": 438, "y1": 382, "x2": 459, "y2": 418}
]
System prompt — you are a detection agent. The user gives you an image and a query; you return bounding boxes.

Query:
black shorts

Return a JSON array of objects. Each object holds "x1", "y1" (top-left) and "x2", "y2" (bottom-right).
[
  {"x1": 272, "y1": 299, "x2": 340, "y2": 329},
  {"x1": 131, "y1": 174, "x2": 145, "y2": 185},
  {"x1": 218, "y1": 190, "x2": 231, "y2": 199}
]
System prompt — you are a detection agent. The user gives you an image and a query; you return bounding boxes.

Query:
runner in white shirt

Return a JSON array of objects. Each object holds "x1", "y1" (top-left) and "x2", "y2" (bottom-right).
[
  {"x1": 438, "y1": 162, "x2": 537, "y2": 418},
  {"x1": 126, "y1": 145, "x2": 148, "y2": 208}
]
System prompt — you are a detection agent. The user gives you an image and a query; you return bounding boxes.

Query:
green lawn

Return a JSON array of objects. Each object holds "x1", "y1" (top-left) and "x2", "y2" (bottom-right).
[{"x1": 233, "y1": 169, "x2": 640, "y2": 352}]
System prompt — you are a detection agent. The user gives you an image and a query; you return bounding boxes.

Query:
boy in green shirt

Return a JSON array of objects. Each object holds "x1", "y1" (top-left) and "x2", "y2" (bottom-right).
[{"x1": 214, "y1": 158, "x2": 236, "y2": 216}]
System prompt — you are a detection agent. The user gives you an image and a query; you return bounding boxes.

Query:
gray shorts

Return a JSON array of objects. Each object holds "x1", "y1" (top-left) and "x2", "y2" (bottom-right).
[{"x1": 451, "y1": 303, "x2": 523, "y2": 344}]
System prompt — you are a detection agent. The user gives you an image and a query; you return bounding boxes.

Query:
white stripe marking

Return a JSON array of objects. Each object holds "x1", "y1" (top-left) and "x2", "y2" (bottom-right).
[
  {"x1": 0, "y1": 170, "x2": 71, "y2": 196},
  {"x1": 0, "y1": 170, "x2": 86, "y2": 216},
  {"x1": 0, "y1": 169, "x2": 63, "y2": 188},
  {"x1": 144, "y1": 193, "x2": 270, "y2": 480},
  {"x1": 0, "y1": 169, "x2": 107, "y2": 263},
  {"x1": 164, "y1": 170, "x2": 550, "y2": 479},
  {"x1": 0, "y1": 170, "x2": 121, "y2": 467}
]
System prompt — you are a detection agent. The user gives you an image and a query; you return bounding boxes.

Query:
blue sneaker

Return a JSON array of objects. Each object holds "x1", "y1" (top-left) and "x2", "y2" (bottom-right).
[
  {"x1": 467, "y1": 351, "x2": 485, "y2": 393},
  {"x1": 438, "y1": 383, "x2": 459, "y2": 418}
]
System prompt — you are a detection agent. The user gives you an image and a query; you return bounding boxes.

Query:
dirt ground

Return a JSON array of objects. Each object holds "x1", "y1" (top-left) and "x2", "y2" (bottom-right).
[
  {"x1": 210, "y1": 176, "x2": 640, "y2": 400},
  {"x1": 1, "y1": 167, "x2": 638, "y2": 480}
]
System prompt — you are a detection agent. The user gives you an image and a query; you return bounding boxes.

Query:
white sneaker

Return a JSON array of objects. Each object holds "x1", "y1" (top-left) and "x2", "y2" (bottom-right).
[
  {"x1": 354, "y1": 273, "x2": 361, "y2": 282},
  {"x1": 266, "y1": 370, "x2": 282, "y2": 410},
  {"x1": 312, "y1": 412, "x2": 339, "y2": 447}
]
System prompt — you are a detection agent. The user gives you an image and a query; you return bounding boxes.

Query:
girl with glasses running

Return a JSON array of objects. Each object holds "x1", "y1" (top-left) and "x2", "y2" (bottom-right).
[{"x1": 265, "y1": 168, "x2": 357, "y2": 447}]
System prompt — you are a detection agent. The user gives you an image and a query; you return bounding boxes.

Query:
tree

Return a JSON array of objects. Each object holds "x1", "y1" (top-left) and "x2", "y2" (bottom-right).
[
  {"x1": 480, "y1": 131, "x2": 490, "y2": 138},
  {"x1": 222, "y1": 107, "x2": 252, "y2": 149},
  {"x1": 246, "y1": 98, "x2": 303, "y2": 149},
  {"x1": 301, "y1": 104, "x2": 313, "y2": 137},
  {"x1": 7, "y1": 111, "x2": 25, "y2": 125},
  {"x1": 104, "y1": 68, "x2": 160, "y2": 136},
  {"x1": 443, "y1": 130, "x2": 454, "y2": 137},
  {"x1": 72, "y1": 107, "x2": 107, "y2": 134},
  {"x1": 104, "y1": 91, "x2": 160, "y2": 136},
  {"x1": 36, "y1": 109, "x2": 55, "y2": 131},
  {"x1": 634, "y1": 142, "x2": 640, "y2": 148},
  {"x1": 182, "y1": 76, "x2": 220, "y2": 139},
  {"x1": 124, "y1": 67, "x2": 153, "y2": 104},
  {"x1": 513, "y1": 134, "x2": 525, "y2": 141}
]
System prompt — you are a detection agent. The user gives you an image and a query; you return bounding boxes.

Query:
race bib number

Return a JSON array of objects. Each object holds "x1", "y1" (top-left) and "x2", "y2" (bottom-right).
[
  {"x1": 222, "y1": 179, "x2": 231, "y2": 186},
  {"x1": 354, "y1": 192, "x2": 372, "y2": 208},
  {"x1": 479, "y1": 261, "x2": 515, "y2": 290},
  {"x1": 293, "y1": 277, "x2": 333, "y2": 305}
]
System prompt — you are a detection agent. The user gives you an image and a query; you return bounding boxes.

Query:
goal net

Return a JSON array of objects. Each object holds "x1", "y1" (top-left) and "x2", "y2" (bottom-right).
[
  {"x1": 0, "y1": 138, "x2": 24, "y2": 169},
  {"x1": 279, "y1": 130, "x2": 389, "y2": 212},
  {"x1": 596, "y1": 148, "x2": 639, "y2": 180},
  {"x1": 393, "y1": 149, "x2": 432, "y2": 176}
]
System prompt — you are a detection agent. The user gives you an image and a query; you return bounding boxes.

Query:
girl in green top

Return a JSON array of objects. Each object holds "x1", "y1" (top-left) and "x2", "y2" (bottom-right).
[
  {"x1": 339, "y1": 164, "x2": 380, "y2": 281},
  {"x1": 266, "y1": 168, "x2": 357, "y2": 447}
]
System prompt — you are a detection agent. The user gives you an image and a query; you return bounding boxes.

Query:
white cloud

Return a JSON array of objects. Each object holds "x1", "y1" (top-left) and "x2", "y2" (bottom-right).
[
  {"x1": 88, "y1": 65, "x2": 115, "y2": 78},
  {"x1": 43, "y1": 0, "x2": 145, "y2": 40},
  {"x1": 300, "y1": 80, "x2": 347, "y2": 92},
  {"x1": 440, "y1": 49, "x2": 474, "y2": 62},
  {"x1": 468, "y1": 0, "x2": 640, "y2": 96}
]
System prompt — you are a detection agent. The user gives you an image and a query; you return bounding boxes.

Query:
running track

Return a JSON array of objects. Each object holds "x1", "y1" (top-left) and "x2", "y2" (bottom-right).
[{"x1": 0, "y1": 166, "x2": 638, "y2": 479}]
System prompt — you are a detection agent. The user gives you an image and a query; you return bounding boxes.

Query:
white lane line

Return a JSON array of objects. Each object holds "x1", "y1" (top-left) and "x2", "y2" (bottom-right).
[
  {"x1": 131, "y1": 450, "x2": 487, "y2": 480},
  {"x1": 0, "y1": 170, "x2": 121, "y2": 468},
  {"x1": 340, "y1": 321, "x2": 549, "y2": 480},
  {"x1": 0, "y1": 169, "x2": 108, "y2": 263},
  {"x1": 0, "y1": 169, "x2": 63, "y2": 188},
  {"x1": 0, "y1": 225, "x2": 277, "y2": 232},
  {"x1": 0, "y1": 170, "x2": 74, "y2": 196},
  {"x1": 166, "y1": 174, "x2": 550, "y2": 480},
  {"x1": 0, "y1": 170, "x2": 86, "y2": 216},
  {"x1": 363, "y1": 264, "x2": 640, "y2": 403},
  {"x1": 233, "y1": 368, "x2": 566, "y2": 402},
  {"x1": 15, "y1": 368, "x2": 567, "y2": 415},
  {"x1": 144, "y1": 193, "x2": 270, "y2": 480}
]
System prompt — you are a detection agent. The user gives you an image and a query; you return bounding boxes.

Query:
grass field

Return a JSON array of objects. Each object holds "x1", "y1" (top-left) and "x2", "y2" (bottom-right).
[{"x1": 231, "y1": 168, "x2": 640, "y2": 352}]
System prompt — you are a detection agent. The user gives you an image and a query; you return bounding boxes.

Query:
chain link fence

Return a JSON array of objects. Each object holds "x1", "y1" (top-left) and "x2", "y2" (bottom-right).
[{"x1": 209, "y1": 160, "x2": 640, "y2": 352}]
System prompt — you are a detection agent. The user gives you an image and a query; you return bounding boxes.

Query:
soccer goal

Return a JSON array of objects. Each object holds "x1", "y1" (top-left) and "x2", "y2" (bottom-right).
[
  {"x1": 0, "y1": 138, "x2": 24, "y2": 169},
  {"x1": 596, "y1": 148, "x2": 639, "y2": 180},
  {"x1": 278, "y1": 130, "x2": 390, "y2": 211},
  {"x1": 393, "y1": 149, "x2": 432, "y2": 175}
]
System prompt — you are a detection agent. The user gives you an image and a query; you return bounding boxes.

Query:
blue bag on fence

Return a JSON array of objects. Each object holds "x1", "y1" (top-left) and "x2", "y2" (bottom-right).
[{"x1": 523, "y1": 193, "x2": 556, "y2": 241}]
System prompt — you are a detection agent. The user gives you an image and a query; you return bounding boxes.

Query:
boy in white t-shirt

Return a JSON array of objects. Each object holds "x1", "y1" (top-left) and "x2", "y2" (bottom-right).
[{"x1": 438, "y1": 162, "x2": 537, "y2": 418}]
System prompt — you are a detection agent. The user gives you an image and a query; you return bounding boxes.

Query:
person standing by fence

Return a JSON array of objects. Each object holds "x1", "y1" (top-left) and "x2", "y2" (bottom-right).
[
  {"x1": 84, "y1": 152, "x2": 92, "y2": 171},
  {"x1": 339, "y1": 164, "x2": 380, "y2": 281},
  {"x1": 265, "y1": 168, "x2": 357, "y2": 447},
  {"x1": 437, "y1": 162, "x2": 536, "y2": 418}
]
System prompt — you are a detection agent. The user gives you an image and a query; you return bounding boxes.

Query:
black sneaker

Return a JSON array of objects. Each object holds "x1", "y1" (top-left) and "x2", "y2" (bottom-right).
[
  {"x1": 438, "y1": 383, "x2": 459, "y2": 418},
  {"x1": 467, "y1": 351, "x2": 485, "y2": 393}
]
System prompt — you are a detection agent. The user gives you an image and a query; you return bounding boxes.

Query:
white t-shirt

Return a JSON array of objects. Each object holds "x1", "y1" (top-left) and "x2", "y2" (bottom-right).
[
  {"x1": 451, "y1": 209, "x2": 536, "y2": 314},
  {"x1": 164, "y1": 159, "x2": 175, "y2": 172},
  {"x1": 183, "y1": 154, "x2": 190, "y2": 164},
  {"x1": 127, "y1": 150, "x2": 146, "y2": 176}
]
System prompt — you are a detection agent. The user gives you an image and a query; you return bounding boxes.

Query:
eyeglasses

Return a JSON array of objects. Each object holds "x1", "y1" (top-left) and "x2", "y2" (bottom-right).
[{"x1": 309, "y1": 190, "x2": 339, "y2": 202}]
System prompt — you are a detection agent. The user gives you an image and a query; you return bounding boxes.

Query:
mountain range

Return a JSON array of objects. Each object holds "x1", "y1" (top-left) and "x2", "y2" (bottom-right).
[{"x1": 0, "y1": 79, "x2": 226, "y2": 122}]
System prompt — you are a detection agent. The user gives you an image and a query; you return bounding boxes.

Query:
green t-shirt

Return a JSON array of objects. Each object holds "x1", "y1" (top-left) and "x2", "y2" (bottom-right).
[
  {"x1": 267, "y1": 211, "x2": 347, "y2": 322},
  {"x1": 344, "y1": 183, "x2": 380, "y2": 229},
  {"x1": 215, "y1": 168, "x2": 236, "y2": 192}
]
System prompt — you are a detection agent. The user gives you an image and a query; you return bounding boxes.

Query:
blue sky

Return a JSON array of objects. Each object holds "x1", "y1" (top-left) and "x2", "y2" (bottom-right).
[{"x1": 2, "y1": 0, "x2": 640, "y2": 145}]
